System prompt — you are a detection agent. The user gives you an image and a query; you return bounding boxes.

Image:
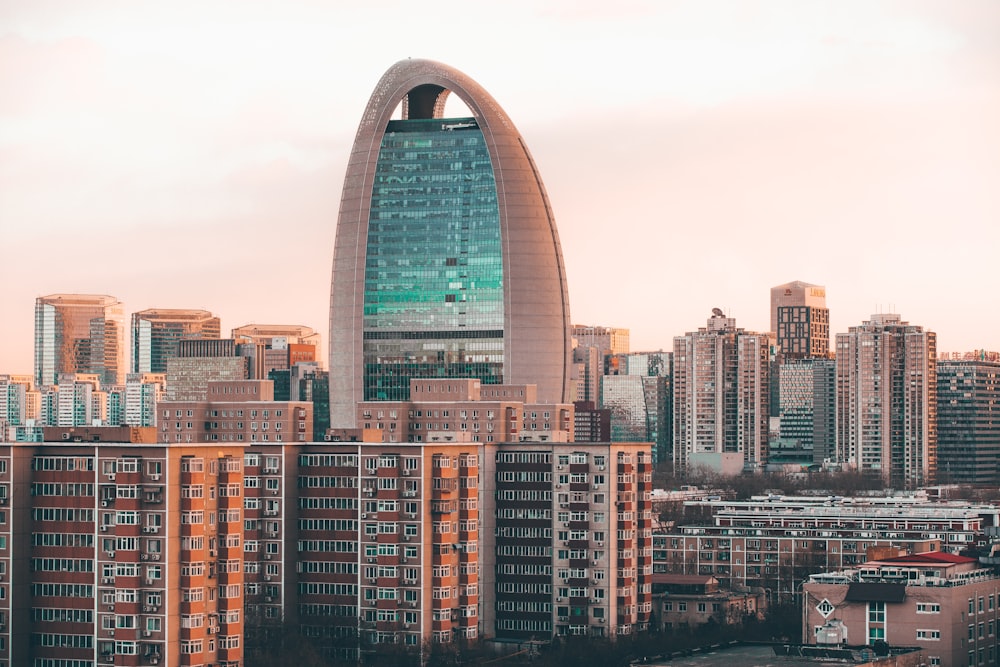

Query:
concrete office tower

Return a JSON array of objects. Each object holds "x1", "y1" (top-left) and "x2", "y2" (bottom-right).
[
  {"x1": 673, "y1": 311, "x2": 771, "y2": 474},
  {"x1": 329, "y1": 59, "x2": 573, "y2": 428},
  {"x1": 769, "y1": 281, "x2": 829, "y2": 358},
  {"x1": 835, "y1": 313, "x2": 937, "y2": 489},
  {"x1": 937, "y1": 357, "x2": 1000, "y2": 485},
  {"x1": 35, "y1": 294, "x2": 126, "y2": 386},
  {"x1": 165, "y1": 339, "x2": 250, "y2": 401},
  {"x1": 132, "y1": 309, "x2": 221, "y2": 373}
]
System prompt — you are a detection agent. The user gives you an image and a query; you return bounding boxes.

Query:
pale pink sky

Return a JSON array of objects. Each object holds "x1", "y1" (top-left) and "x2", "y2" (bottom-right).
[{"x1": 2, "y1": 1, "x2": 998, "y2": 375}]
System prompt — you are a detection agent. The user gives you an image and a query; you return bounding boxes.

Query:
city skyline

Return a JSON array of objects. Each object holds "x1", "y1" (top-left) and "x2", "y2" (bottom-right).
[{"x1": 2, "y1": 1, "x2": 998, "y2": 374}]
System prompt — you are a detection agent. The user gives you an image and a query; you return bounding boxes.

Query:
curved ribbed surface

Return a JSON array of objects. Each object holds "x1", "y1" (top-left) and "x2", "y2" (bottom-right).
[{"x1": 329, "y1": 59, "x2": 572, "y2": 428}]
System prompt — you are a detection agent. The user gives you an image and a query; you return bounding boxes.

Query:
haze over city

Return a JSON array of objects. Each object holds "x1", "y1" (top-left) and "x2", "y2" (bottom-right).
[{"x1": 2, "y1": 0, "x2": 998, "y2": 374}]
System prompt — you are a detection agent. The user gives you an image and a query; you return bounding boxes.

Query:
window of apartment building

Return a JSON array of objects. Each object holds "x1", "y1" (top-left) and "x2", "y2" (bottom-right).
[
  {"x1": 868, "y1": 602, "x2": 886, "y2": 642},
  {"x1": 916, "y1": 629, "x2": 941, "y2": 641}
]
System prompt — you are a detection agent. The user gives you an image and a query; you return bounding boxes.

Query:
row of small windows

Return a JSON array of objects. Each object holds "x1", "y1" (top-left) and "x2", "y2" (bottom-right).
[
  {"x1": 32, "y1": 457, "x2": 94, "y2": 471},
  {"x1": 33, "y1": 634, "x2": 93, "y2": 649}
]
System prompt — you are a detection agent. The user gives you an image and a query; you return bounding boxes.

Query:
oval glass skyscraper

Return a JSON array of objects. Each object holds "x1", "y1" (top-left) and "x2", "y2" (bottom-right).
[{"x1": 329, "y1": 59, "x2": 572, "y2": 428}]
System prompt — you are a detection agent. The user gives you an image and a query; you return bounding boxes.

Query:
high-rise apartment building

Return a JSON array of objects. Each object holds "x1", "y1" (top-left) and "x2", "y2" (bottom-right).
[
  {"x1": 132, "y1": 308, "x2": 221, "y2": 373},
  {"x1": 769, "y1": 281, "x2": 829, "y2": 358},
  {"x1": 673, "y1": 312, "x2": 771, "y2": 474},
  {"x1": 124, "y1": 373, "x2": 166, "y2": 427},
  {"x1": 936, "y1": 357, "x2": 1000, "y2": 485},
  {"x1": 0, "y1": 374, "x2": 37, "y2": 429},
  {"x1": 835, "y1": 313, "x2": 937, "y2": 488},
  {"x1": 36, "y1": 373, "x2": 104, "y2": 427},
  {"x1": 489, "y1": 442, "x2": 653, "y2": 640},
  {"x1": 0, "y1": 433, "x2": 245, "y2": 667},
  {"x1": 35, "y1": 294, "x2": 126, "y2": 386},
  {"x1": 329, "y1": 59, "x2": 573, "y2": 428}
]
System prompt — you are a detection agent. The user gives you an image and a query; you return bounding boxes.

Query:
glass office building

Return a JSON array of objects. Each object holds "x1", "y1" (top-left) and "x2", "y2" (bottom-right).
[
  {"x1": 363, "y1": 118, "x2": 504, "y2": 401},
  {"x1": 132, "y1": 308, "x2": 221, "y2": 373},
  {"x1": 34, "y1": 294, "x2": 126, "y2": 386},
  {"x1": 330, "y1": 60, "x2": 572, "y2": 428}
]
